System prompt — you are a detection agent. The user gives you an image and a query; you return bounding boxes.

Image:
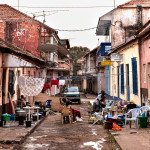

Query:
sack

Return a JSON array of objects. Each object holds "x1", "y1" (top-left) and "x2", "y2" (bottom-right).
[{"x1": 112, "y1": 122, "x2": 121, "y2": 131}]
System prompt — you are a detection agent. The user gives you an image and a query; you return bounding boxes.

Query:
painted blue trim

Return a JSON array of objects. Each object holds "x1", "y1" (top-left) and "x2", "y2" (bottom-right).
[
  {"x1": 127, "y1": 64, "x2": 130, "y2": 101},
  {"x1": 131, "y1": 57, "x2": 138, "y2": 95},
  {"x1": 121, "y1": 64, "x2": 124, "y2": 94}
]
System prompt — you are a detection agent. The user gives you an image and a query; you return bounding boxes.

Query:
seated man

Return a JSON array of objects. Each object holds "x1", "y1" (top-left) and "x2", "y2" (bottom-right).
[{"x1": 93, "y1": 90, "x2": 106, "y2": 112}]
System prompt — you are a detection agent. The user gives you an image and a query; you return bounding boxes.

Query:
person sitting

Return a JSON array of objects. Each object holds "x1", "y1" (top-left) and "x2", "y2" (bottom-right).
[{"x1": 93, "y1": 90, "x2": 106, "y2": 112}]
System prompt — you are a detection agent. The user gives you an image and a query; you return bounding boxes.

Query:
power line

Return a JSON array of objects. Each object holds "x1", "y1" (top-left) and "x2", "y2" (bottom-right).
[
  {"x1": 12, "y1": 5, "x2": 115, "y2": 9},
  {"x1": 54, "y1": 27, "x2": 97, "y2": 32}
]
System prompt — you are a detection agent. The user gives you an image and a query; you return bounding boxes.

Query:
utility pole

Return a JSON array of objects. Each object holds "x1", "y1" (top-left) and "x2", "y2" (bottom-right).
[
  {"x1": 18, "y1": 0, "x2": 19, "y2": 10},
  {"x1": 114, "y1": 0, "x2": 115, "y2": 8}
]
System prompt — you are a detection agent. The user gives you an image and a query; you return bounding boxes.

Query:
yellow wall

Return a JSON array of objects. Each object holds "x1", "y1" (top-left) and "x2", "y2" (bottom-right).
[{"x1": 110, "y1": 40, "x2": 141, "y2": 105}]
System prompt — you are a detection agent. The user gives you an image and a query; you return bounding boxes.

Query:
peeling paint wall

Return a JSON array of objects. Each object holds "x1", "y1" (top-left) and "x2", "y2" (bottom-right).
[{"x1": 111, "y1": 7, "x2": 150, "y2": 48}]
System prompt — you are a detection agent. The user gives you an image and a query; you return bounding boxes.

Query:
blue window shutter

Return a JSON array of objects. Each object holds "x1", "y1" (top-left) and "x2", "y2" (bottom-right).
[
  {"x1": 132, "y1": 57, "x2": 138, "y2": 95},
  {"x1": 121, "y1": 64, "x2": 124, "y2": 94}
]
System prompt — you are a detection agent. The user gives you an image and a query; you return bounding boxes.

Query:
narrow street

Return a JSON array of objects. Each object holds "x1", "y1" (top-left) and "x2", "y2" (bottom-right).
[{"x1": 18, "y1": 95, "x2": 118, "y2": 150}]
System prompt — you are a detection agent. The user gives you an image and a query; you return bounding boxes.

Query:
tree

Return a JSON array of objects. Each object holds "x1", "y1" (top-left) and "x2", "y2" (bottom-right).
[{"x1": 69, "y1": 46, "x2": 90, "y2": 75}]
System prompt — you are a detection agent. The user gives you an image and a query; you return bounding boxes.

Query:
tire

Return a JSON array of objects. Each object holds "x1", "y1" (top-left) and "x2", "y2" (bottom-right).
[{"x1": 78, "y1": 99, "x2": 81, "y2": 104}]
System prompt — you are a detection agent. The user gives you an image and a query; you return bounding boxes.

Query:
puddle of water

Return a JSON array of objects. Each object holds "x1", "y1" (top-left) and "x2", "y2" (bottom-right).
[
  {"x1": 83, "y1": 140, "x2": 104, "y2": 150},
  {"x1": 35, "y1": 135, "x2": 48, "y2": 138},
  {"x1": 29, "y1": 137, "x2": 37, "y2": 142},
  {"x1": 91, "y1": 129, "x2": 97, "y2": 135},
  {"x1": 24, "y1": 143, "x2": 49, "y2": 150}
]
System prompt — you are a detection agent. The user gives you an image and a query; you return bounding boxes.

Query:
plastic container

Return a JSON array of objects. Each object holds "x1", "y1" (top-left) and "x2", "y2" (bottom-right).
[
  {"x1": 10, "y1": 114, "x2": 16, "y2": 121},
  {"x1": 118, "y1": 115, "x2": 124, "y2": 119},
  {"x1": 46, "y1": 100, "x2": 52, "y2": 108},
  {"x1": 2, "y1": 114, "x2": 11, "y2": 121},
  {"x1": 139, "y1": 116, "x2": 148, "y2": 128},
  {"x1": 26, "y1": 121, "x2": 31, "y2": 127},
  {"x1": 0, "y1": 121, "x2": 4, "y2": 127},
  {"x1": 104, "y1": 121, "x2": 113, "y2": 129}
]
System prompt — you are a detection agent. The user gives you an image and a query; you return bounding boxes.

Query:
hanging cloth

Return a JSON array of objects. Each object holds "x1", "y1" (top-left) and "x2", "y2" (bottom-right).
[
  {"x1": 43, "y1": 84, "x2": 51, "y2": 91},
  {"x1": 51, "y1": 79, "x2": 59, "y2": 88},
  {"x1": 59, "y1": 80, "x2": 65, "y2": 86},
  {"x1": 18, "y1": 76, "x2": 27, "y2": 88},
  {"x1": 20, "y1": 77, "x2": 45, "y2": 96}
]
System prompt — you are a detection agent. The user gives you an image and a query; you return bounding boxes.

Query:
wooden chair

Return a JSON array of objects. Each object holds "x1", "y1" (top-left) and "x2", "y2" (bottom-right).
[{"x1": 61, "y1": 108, "x2": 73, "y2": 124}]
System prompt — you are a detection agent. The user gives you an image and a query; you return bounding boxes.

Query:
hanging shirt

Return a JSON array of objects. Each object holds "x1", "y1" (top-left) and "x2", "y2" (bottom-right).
[
  {"x1": 43, "y1": 84, "x2": 51, "y2": 91},
  {"x1": 59, "y1": 80, "x2": 65, "y2": 86},
  {"x1": 51, "y1": 79, "x2": 59, "y2": 88}
]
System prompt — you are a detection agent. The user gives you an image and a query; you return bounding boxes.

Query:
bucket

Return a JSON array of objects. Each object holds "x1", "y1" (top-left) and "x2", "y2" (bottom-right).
[
  {"x1": 26, "y1": 121, "x2": 31, "y2": 127},
  {"x1": 2, "y1": 114, "x2": 11, "y2": 121},
  {"x1": 118, "y1": 115, "x2": 124, "y2": 119},
  {"x1": 10, "y1": 114, "x2": 16, "y2": 121},
  {"x1": 139, "y1": 116, "x2": 148, "y2": 128},
  {"x1": 104, "y1": 121, "x2": 113, "y2": 129},
  {"x1": 0, "y1": 121, "x2": 3, "y2": 127}
]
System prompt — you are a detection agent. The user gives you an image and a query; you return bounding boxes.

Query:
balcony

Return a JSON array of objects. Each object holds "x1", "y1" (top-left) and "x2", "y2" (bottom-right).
[
  {"x1": 85, "y1": 66, "x2": 96, "y2": 75},
  {"x1": 57, "y1": 60, "x2": 70, "y2": 71}
]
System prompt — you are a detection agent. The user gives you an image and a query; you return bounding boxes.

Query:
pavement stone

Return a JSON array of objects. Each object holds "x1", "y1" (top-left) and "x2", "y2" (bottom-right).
[
  {"x1": 109, "y1": 124, "x2": 150, "y2": 150},
  {"x1": 0, "y1": 111, "x2": 50, "y2": 146}
]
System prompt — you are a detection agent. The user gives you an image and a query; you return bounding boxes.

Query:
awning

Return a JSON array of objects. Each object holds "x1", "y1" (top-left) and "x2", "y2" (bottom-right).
[{"x1": 2, "y1": 53, "x2": 39, "y2": 68}]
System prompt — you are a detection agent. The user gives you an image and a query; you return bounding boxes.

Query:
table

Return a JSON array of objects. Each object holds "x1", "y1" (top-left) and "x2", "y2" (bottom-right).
[{"x1": 23, "y1": 106, "x2": 40, "y2": 121}]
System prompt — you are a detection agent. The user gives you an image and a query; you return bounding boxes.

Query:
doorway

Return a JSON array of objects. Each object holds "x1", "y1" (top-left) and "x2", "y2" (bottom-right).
[{"x1": 2, "y1": 69, "x2": 6, "y2": 114}]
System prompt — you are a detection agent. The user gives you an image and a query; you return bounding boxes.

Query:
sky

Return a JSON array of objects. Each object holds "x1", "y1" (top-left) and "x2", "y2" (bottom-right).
[{"x1": 1, "y1": 0, "x2": 130, "y2": 50}]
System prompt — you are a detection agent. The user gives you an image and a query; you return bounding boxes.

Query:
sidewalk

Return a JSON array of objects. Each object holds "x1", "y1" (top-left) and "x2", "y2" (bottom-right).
[
  {"x1": 109, "y1": 124, "x2": 150, "y2": 150},
  {"x1": 0, "y1": 111, "x2": 49, "y2": 150}
]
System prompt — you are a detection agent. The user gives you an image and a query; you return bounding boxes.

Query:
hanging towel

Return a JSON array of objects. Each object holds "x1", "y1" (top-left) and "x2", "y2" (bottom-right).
[
  {"x1": 21, "y1": 77, "x2": 45, "y2": 96},
  {"x1": 51, "y1": 79, "x2": 59, "y2": 88},
  {"x1": 59, "y1": 80, "x2": 65, "y2": 86},
  {"x1": 18, "y1": 76, "x2": 27, "y2": 88}
]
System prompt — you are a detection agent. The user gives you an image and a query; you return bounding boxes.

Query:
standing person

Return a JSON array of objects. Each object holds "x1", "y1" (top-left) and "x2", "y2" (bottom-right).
[
  {"x1": 20, "y1": 95, "x2": 26, "y2": 108},
  {"x1": 99, "y1": 91, "x2": 106, "y2": 112}
]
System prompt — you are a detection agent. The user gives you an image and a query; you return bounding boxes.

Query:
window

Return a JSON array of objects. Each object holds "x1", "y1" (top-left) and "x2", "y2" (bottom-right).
[
  {"x1": 143, "y1": 64, "x2": 146, "y2": 83},
  {"x1": 121, "y1": 64, "x2": 124, "y2": 94},
  {"x1": 8, "y1": 70, "x2": 15, "y2": 96},
  {"x1": 132, "y1": 57, "x2": 138, "y2": 95}
]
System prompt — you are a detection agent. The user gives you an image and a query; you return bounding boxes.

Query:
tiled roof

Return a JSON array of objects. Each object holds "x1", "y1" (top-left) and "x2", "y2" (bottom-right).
[{"x1": 118, "y1": 0, "x2": 150, "y2": 7}]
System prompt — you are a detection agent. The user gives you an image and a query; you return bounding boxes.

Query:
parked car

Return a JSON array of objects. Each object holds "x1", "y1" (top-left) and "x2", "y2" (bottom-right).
[{"x1": 63, "y1": 86, "x2": 81, "y2": 104}]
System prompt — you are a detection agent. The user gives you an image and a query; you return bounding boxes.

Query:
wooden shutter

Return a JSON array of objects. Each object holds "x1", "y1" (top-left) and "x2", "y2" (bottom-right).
[
  {"x1": 132, "y1": 57, "x2": 138, "y2": 95},
  {"x1": 121, "y1": 64, "x2": 124, "y2": 94}
]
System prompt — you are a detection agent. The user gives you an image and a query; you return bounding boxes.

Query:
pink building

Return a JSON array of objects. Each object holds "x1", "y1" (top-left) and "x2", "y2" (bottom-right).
[
  {"x1": 0, "y1": 5, "x2": 71, "y2": 114},
  {"x1": 137, "y1": 20, "x2": 150, "y2": 105}
]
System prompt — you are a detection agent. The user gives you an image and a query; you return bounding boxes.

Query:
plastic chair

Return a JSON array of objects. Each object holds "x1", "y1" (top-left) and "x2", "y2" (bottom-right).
[
  {"x1": 61, "y1": 108, "x2": 73, "y2": 124},
  {"x1": 125, "y1": 108, "x2": 141, "y2": 129},
  {"x1": 140, "y1": 106, "x2": 150, "y2": 116}
]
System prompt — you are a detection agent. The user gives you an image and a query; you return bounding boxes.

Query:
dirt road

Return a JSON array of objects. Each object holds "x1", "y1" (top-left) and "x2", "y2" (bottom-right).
[{"x1": 19, "y1": 95, "x2": 117, "y2": 150}]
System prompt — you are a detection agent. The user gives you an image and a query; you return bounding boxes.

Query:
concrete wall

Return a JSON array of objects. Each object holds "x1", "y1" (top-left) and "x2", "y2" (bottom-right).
[
  {"x1": 139, "y1": 32, "x2": 150, "y2": 104},
  {"x1": 111, "y1": 7, "x2": 150, "y2": 49}
]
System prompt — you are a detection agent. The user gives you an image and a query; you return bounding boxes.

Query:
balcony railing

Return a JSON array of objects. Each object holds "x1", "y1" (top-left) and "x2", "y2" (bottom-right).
[{"x1": 58, "y1": 60, "x2": 70, "y2": 70}]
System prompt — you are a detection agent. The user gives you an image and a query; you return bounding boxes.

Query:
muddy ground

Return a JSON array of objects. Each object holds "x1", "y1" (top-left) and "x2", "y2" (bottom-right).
[{"x1": 15, "y1": 94, "x2": 120, "y2": 150}]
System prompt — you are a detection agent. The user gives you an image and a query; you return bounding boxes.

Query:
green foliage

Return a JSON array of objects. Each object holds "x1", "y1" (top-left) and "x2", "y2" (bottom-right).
[
  {"x1": 70, "y1": 46, "x2": 90, "y2": 75},
  {"x1": 70, "y1": 46, "x2": 90, "y2": 61}
]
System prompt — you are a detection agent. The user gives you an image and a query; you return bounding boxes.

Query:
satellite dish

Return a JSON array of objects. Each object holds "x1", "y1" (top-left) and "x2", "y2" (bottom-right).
[{"x1": 38, "y1": 44, "x2": 58, "y2": 52}]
